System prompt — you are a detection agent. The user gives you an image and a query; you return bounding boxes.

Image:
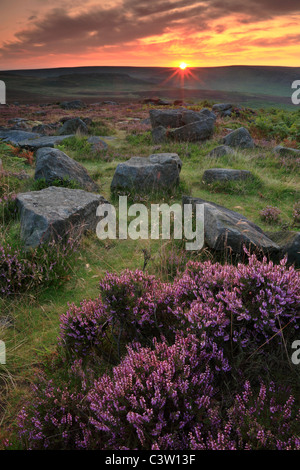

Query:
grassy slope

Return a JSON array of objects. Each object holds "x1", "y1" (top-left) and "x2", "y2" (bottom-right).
[
  {"x1": 1, "y1": 65, "x2": 299, "y2": 108},
  {"x1": 0, "y1": 101, "x2": 299, "y2": 444}
]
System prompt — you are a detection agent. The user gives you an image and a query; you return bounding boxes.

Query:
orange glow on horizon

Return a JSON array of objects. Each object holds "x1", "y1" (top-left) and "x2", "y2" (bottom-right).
[{"x1": 179, "y1": 62, "x2": 187, "y2": 70}]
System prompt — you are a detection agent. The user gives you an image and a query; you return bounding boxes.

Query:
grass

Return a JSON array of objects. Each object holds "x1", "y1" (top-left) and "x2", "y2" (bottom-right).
[{"x1": 0, "y1": 101, "x2": 299, "y2": 447}]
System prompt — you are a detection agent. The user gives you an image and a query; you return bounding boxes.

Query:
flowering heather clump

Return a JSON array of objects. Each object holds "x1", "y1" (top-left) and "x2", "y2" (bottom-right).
[
  {"x1": 18, "y1": 362, "x2": 93, "y2": 450},
  {"x1": 99, "y1": 269, "x2": 170, "y2": 344},
  {"x1": 88, "y1": 333, "x2": 230, "y2": 450},
  {"x1": 59, "y1": 297, "x2": 107, "y2": 359},
  {"x1": 189, "y1": 382, "x2": 300, "y2": 450},
  {"x1": 259, "y1": 205, "x2": 281, "y2": 224},
  {"x1": 167, "y1": 254, "x2": 300, "y2": 354},
  {"x1": 0, "y1": 236, "x2": 78, "y2": 296}
]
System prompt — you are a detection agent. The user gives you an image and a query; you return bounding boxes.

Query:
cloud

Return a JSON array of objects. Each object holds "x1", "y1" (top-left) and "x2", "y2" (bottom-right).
[{"x1": 0, "y1": 0, "x2": 299, "y2": 63}]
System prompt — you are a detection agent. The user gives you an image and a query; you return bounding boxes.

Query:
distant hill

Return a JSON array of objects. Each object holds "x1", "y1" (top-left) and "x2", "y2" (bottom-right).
[{"x1": 1, "y1": 65, "x2": 299, "y2": 109}]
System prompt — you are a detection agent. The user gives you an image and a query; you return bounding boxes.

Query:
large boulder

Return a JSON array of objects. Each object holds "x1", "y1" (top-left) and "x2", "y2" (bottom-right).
[
  {"x1": 182, "y1": 196, "x2": 279, "y2": 257},
  {"x1": 149, "y1": 109, "x2": 183, "y2": 129},
  {"x1": 266, "y1": 231, "x2": 300, "y2": 267},
  {"x1": 16, "y1": 187, "x2": 108, "y2": 249},
  {"x1": 35, "y1": 147, "x2": 98, "y2": 192},
  {"x1": 202, "y1": 168, "x2": 253, "y2": 183},
  {"x1": 58, "y1": 118, "x2": 89, "y2": 136},
  {"x1": 223, "y1": 127, "x2": 254, "y2": 149},
  {"x1": 111, "y1": 153, "x2": 182, "y2": 194}
]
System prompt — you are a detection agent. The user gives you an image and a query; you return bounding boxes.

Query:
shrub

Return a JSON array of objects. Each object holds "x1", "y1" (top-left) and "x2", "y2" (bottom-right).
[
  {"x1": 259, "y1": 205, "x2": 281, "y2": 224},
  {"x1": 0, "y1": 235, "x2": 79, "y2": 296},
  {"x1": 88, "y1": 333, "x2": 230, "y2": 450},
  {"x1": 18, "y1": 361, "x2": 93, "y2": 450}
]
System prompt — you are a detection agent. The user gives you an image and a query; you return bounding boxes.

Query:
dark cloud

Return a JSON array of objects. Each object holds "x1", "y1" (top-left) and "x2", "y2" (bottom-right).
[{"x1": 0, "y1": 0, "x2": 299, "y2": 59}]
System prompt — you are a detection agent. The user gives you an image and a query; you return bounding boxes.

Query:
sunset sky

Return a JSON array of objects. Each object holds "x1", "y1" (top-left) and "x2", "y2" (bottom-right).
[{"x1": 0, "y1": 0, "x2": 300, "y2": 70}]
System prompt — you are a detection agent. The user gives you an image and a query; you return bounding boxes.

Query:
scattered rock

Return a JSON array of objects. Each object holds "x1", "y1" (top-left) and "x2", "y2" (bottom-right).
[
  {"x1": 60, "y1": 100, "x2": 86, "y2": 110},
  {"x1": 182, "y1": 195, "x2": 279, "y2": 257},
  {"x1": 149, "y1": 109, "x2": 183, "y2": 129},
  {"x1": 111, "y1": 153, "x2": 181, "y2": 194},
  {"x1": 273, "y1": 146, "x2": 300, "y2": 157},
  {"x1": 18, "y1": 135, "x2": 75, "y2": 150},
  {"x1": 208, "y1": 145, "x2": 236, "y2": 158},
  {"x1": 223, "y1": 127, "x2": 254, "y2": 149},
  {"x1": 16, "y1": 187, "x2": 107, "y2": 249},
  {"x1": 87, "y1": 136, "x2": 108, "y2": 152},
  {"x1": 168, "y1": 117, "x2": 215, "y2": 142},
  {"x1": 35, "y1": 147, "x2": 99, "y2": 192},
  {"x1": 151, "y1": 126, "x2": 167, "y2": 144},
  {"x1": 0, "y1": 129, "x2": 43, "y2": 146},
  {"x1": 202, "y1": 168, "x2": 253, "y2": 183},
  {"x1": 148, "y1": 153, "x2": 183, "y2": 171},
  {"x1": 266, "y1": 231, "x2": 300, "y2": 267},
  {"x1": 58, "y1": 118, "x2": 89, "y2": 136}
]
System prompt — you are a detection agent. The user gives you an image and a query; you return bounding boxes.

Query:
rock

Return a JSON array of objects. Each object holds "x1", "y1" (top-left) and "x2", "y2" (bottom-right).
[
  {"x1": 16, "y1": 187, "x2": 108, "y2": 249},
  {"x1": 87, "y1": 136, "x2": 108, "y2": 152},
  {"x1": 32, "y1": 123, "x2": 58, "y2": 134},
  {"x1": 208, "y1": 145, "x2": 235, "y2": 158},
  {"x1": 223, "y1": 127, "x2": 254, "y2": 149},
  {"x1": 18, "y1": 135, "x2": 75, "y2": 150},
  {"x1": 199, "y1": 108, "x2": 217, "y2": 120},
  {"x1": 35, "y1": 147, "x2": 98, "y2": 192},
  {"x1": 151, "y1": 126, "x2": 167, "y2": 144},
  {"x1": 111, "y1": 154, "x2": 181, "y2": 194},
  {"x1": 168, "y1": 117, "x2": 215, "y2": 142},
  {"x1": 202, "y1": 168, "x2": 253, "y2": 183},
  {"x1": 60, "y1": 100, "x2": 86, "y2": 110},
  {"x1": 273, "y1": 146, "x2": 300, "y2": 157},
  {"x1": 58, "y1": 118, "x2": 89, "y2": 136},
  {"x1": 100, "y1": 101, "x2": 119, "y2": 106},
  {"x1": 148, "y1": 153, "x2": 183, "y2": 171},
  {"x1": 212, "y1": 103, "x2": 233, "y2": 114},
  {"x1": 182, "y1": 195, "x2": 279, "y2": 257},
  {"x1": 0, "y1": 129, "x2": 43, "y2": 146},
  {"x1": 266, "y1": 231, "x2": 300, "y2": 267},
  {"x1": 0, "y1": 158, "x2": 3, "y2": 173},
  {"x1": 149, "y1": 109, "x2": 183, "y2": 129}
]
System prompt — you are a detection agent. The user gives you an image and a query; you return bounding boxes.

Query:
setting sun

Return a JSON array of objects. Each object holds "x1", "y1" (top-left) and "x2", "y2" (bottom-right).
[{"x1": 179, "y1": 62, "x2": 187, "y2": 70}]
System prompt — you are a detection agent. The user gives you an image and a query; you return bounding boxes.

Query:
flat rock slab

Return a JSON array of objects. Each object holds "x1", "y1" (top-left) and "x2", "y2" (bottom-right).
[
  {"x1": 149, "y1": 108, "x2": 216, "y2": 129},
  {"x1": 16, "y1": 186, "x2": 108, "y2": 249},
  {"x1": 223, "y1": 127, "x2": 254, "y2": 149},
  {"x1": 202, "y1": 168, "x2": 253, "y2": 183},
  {"x1": 0, "y1": 129, "x2": 74, "y2": 149},
  {"x1": 182, "y1": 195, "x2": 279, "y2": 256},
  {"x1": 111, "y1": 153, "x2": 181, "y2": 194},
  {"x1": 35, "y1": 147, "x2": 99, "y2": 192},
  {"x1": 168, "y1": 117, "x2": 215, "y2": 142},
  {"x1": 0, "y1": 129, "x2": 43, "y2": 145}
]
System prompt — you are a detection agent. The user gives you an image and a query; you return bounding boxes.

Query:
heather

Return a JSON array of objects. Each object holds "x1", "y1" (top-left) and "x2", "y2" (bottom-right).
[{"x1": 17, "y1": 253, "x2": 300, "y2": 450}]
